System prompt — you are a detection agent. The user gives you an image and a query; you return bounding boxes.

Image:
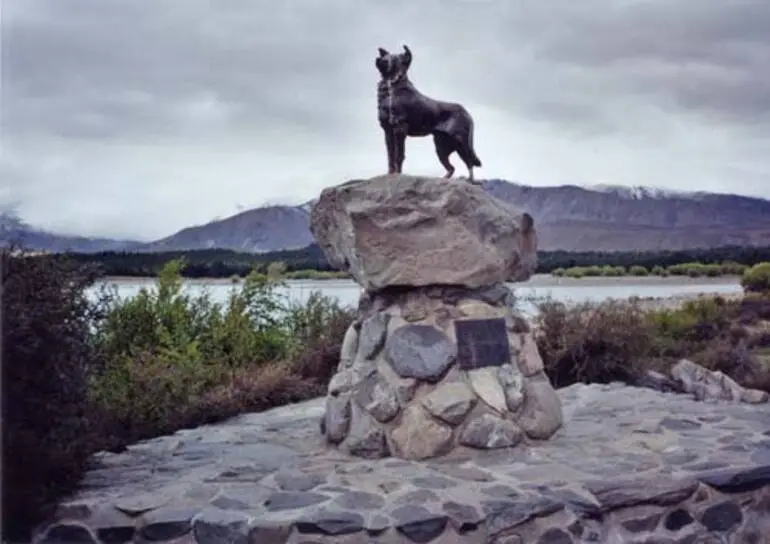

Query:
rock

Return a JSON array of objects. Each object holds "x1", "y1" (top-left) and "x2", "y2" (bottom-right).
[
  {"x1": 192, "y1": 508, "x2": 252, "y2": 544},
  {"x1": 385, "y1": 324, "x2": 456, "y2": 382},
  {"x1": 516, "y1": 333, "x2": 544, "y2": 377},
  {"x1": 635, "y1": 369, "x2": 684, "y2": 393},
  {"x1": 344, "y1": 404, "x2": 390, "y2": 459},
  {"x1": 517, "y1": 372, "x2": 563, "y2": 440},
  {"x1": 309, "y1": 174, "x2": 537, "y2": 291},
  {"x1": 358, "y1": 312, "x2": 390, "y2": 360},
  {"x1": 327, "y1": 364, "x2": 376, "y2": 395},
  {"x1": 468, "y1": 367, "x2": 508, "y2": 414},
  {"x1": 460, "y1": 413, "x2": 523, "y2": 449},
  {"x1": 390, "y1": 405, "x2": 453, "y2": 460},
  {"x1": 671, "y1": 359, "x2": 768, "y2": 403},
  {"x1": 323, "y1": 394, "x2": 351, "y2": 444},
  {"x1": 355, "y1": 374, "x2": 400, "y2": 423},
  {"x1": 420, "y1": 381, "x2": 476, "y2": 425},
  {"x1": 498, "y1": 364, "x2": 525, "y2": 412},
  {"x1": 741, "y1": 388, "x2": 770, "y2": 404},
  {"x1": 338, "y1": 324, "x2": 359, "y2": 369}
]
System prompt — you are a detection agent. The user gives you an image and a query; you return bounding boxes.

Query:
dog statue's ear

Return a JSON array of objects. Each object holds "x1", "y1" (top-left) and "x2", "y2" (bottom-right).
[
  {"x1": 402, "y1": 45, "x2": 412, "y2": 68},
  {"x1": 378, "y1": 47, "x2": 389, "y2": 57}
]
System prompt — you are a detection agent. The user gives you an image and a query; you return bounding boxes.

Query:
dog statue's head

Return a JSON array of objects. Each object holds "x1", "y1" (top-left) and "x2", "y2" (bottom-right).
[{"x1": 375, "y1": 45, "x2": 412, "y2": 81}]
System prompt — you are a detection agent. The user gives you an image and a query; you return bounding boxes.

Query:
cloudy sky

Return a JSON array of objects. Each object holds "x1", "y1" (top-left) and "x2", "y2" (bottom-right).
[{"x1": 3, "y1": 0, "x2": 769, "y2": 240}]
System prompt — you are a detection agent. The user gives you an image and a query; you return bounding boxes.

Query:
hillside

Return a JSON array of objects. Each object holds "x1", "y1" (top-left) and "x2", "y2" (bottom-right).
[
  {"x1": 0, "y1": 212, "x2": 140, "y2": 254},
  {"x1": 143, "y1": 179, "x2": 770, "y2": 253},
  {"x1": 5, "y1": 180, "x2": 770, "y2": 253}
]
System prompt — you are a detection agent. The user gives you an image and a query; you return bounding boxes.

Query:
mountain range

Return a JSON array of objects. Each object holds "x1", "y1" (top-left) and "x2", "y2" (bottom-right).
[{"x1": 4, "y1": 179, "x2": 770, "y2": 254}]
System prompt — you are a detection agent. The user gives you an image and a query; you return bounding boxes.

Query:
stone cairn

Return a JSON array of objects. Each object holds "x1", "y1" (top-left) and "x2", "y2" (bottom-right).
[{"x1": 309, "y1": 174, "x2": 563, "y2": 461}]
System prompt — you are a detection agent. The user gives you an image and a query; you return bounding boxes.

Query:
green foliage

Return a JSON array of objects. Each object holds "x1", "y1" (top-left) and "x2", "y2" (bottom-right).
[
  {"x1": 742, "y1": 262, "x2": 770, "y2": 294},
  {"x1": 628, "y1": 265, "x2": 649, "y2": 276},
  {"x1": 535, "y1": 293, "x2": 770, "y2": 393},
  {"x1": 53, "y1": 244, "x2": 770, "y2": 278},
  {"x1": 1, "y1": 250, "x2": 109, "y2": 540}
]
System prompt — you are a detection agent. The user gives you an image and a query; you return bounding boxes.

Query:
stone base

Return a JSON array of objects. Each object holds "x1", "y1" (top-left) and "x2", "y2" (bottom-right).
[
  {"x1": 321, "y1": 284, "x2": 563, "y2": 460},
  {"x1": 34, "y1": 384, "x2": 770, "y2": 544}
]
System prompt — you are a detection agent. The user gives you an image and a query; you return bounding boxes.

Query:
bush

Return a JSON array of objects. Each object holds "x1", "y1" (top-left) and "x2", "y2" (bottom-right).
[
  {"x1": 628, "y1": 265, "x2": 649, "y2": 277},
  {"x1": 742, "y1": 262, "x2": 770, "y2": 294},
  {"x1": 1, "y1": 250, "x2": 110, "y2": 540},
  {"x1": 89, "y1": 259, "x2": 354, "y2": 449},
  {"x1": 534, "y1": 293, "x2": 770, "y2": 394}
]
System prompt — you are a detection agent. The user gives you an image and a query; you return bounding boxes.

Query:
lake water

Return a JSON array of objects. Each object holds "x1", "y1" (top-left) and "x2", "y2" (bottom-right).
[{"x1": 92, "y1": 275, "x2": 743, "y2": 316}]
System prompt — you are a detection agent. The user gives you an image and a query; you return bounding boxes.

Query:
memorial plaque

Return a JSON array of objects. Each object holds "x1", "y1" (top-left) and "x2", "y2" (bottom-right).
[{"x1": 454, "y1": 318, "x2": 510, "y2": 370}]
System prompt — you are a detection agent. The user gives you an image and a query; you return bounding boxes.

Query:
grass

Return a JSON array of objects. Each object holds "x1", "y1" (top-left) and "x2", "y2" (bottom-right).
[{"x1": 552, "y1": 260, "x2": 752, "y2": 279}]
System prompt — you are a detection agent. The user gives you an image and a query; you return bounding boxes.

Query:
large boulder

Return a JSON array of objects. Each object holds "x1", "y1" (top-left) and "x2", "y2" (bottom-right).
[{"x1": 309, "y1": 174, "x2": 538, "y2": 292}]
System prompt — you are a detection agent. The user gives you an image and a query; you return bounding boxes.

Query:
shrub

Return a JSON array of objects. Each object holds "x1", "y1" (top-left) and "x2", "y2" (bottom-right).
[
  {"x1": 1, "y1": 250, "x2": 110, "y2": 540},
  {"x1": 600, "y1": 265, "x2": 626, "y2": 277},
  {"x1": 742, "y1": 262, "x2": 770, "y2": 294},
  {"x1": 551, "y1": 267, "x2": 566, "y2": 277},
  {"x1": 628, "y1": 265, "x2": 649, "y2": 277},
  {"x1": 651, "y1": 265, "x2": 665, "y2": 276},
  {"x1": 534, "y1": 298, "x2": 654, "y2": 387}
]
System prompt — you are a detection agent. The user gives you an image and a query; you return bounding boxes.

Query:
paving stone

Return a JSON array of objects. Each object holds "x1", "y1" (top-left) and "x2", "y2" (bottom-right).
[
  {"x1": 482, "y1": 495, "x2": 563, "y2": 534},
  {"x1": 274, "y1": 471, "x2": 325, "y2": 492},
  {"x1": 664, "y1": 508, "x2": 694, "y2": 531},
  {"x1": 39, "y1": 523, "x2": 99, "y2": 543},
  {"x1": 137, "y1": 506, "x2": 198, "y2": 541},
  {"x1": 263, "y1": 492, "x2": 329, "y2": 512},
  {"x1": 332, "y1": 490, "x2": 386, "y2": 510},
  {"x1": 585, "y1": 475, "x2": 699, "y2": 511},
  {"x1": 295, "y1": 509, "x2": 366, "y2": 536},
  {"x1": 661, "y1": 417, "x2": 703, "y2": 431},
  {"x1": 393, "y1": 489, "x2": 440, "y2": 505},
  {"x1": 700, "y1": 501, "x2": 743, "y2": 532},
  {"x1": 537, "y1": 528, "x2": 574, "y2": 544},
  {"x1": 442, "y1": 501, "x2": 484, "y2": 524},
  {"x1": 385, "y1": 324, "x2": 456, "y2": 382},
  {"x1": 192, "y1": 508, "x2": 251, "y2": 544},
  {"x1": 412, "y1": 475, "x2": 458, "y2": 490},
  {"x1": 391, "y1": 505, "x2": 449, "y2": 543},
  {"x1": 621, "y1": 513, "x2": 662, "y2": 533}
]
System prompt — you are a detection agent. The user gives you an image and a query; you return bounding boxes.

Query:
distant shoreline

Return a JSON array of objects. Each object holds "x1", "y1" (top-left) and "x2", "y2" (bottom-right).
[{"x1": 100, "y1": 273, "x2": 741, "y2": 287}]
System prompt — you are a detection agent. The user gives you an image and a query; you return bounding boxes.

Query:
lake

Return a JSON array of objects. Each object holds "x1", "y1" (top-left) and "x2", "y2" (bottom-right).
[{"x1": 92, "y1": 275, "x2": 743, "y2": 316}]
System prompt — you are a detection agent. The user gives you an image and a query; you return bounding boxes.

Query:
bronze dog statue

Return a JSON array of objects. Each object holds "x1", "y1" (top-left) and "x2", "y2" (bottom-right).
[{"x1": 376, "y1": 45, "x2": 482, "y2": 182}]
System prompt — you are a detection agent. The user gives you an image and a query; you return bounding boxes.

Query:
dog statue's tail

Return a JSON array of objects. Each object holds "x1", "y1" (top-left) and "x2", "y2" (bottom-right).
[{"x1": 466, "y1": 122, "x2": 482, "y2": 167}]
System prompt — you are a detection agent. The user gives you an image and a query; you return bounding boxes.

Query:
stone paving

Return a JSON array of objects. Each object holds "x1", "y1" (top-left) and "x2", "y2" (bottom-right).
[{"x1": 36, "y1": 384, "x2": 770, "y2": 543}]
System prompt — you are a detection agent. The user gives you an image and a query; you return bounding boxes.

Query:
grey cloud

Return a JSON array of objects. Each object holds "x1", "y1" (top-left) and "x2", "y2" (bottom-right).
[{"x1": 2, "y1": 0, "x2": 769, "y2": 239}]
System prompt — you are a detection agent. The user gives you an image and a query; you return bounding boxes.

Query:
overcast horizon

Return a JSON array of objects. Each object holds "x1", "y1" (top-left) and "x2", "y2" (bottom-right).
[{"x1": 3, "y1": 0, "x2": 769, "y2": 241}]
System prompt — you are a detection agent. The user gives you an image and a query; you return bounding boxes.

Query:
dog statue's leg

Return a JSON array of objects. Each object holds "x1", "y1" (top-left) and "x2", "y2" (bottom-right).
[
  {"x1": 384, "y1": 128, "x2": 396, "y2": 174},
  {"x1": 393, "y1": 129, "x2": 407, "y2": 174},
  {"x1": 433, "y1": 133, "x2": 455, "y2": 178}
]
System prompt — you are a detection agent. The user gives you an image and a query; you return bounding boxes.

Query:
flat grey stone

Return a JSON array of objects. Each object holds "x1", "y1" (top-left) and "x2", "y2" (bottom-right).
[
  {"x1": 663, "y1": 508, "x2": 694, "y2": 531},
  {"x1": 332, "y1": 491, "x2": 385, "y2": 510},
  {"x1": 621, "y1": 513, "x2": 662, "y2": 533},
  {"x1": 192, "y1": 508, "x2": 251, "y2": 544},
  {"x1": 358, "y1": 312, "x2": 390, "y2": 360},
  {"x1": 274, "y1": 471, "x2": 325, "y2": 492},
  {"x1": 460, "y1": 413, "x2": 523, "y2": 449},
  {"x1": 700, "y1": 501, "x2": 743, "y2": 532},
  {"x1": 391, "y1": 505, "x2": 449, "y2": 543},
  {"x1": 412, "y1": 476, "x2": 458, "y2": 490},
  {"x1": 585, "y1": 476, "x2": 698, "y2": 511},
  {"x1": 660, "y1": 417, "x2": 702, "y2": 431},
  {"x1": 40, "y1": 523, "x2": 99, "y2": 543},
  {"x1": 137, "y1": 506, "x2": 198, "y2": 541},
  {"x1": 538, "y1": 528, "x2": 574, "y2": 544},
  {"x1": 385, "y1": 324, "x2": 456, "y2": 382},
  {"x1": 263, "y1": 492, "x2": 329, "y2": 512},
  {"x1": 296, "y1": 509, "x2": 366, "y2": 536},
  {"x1": 393, "y1": 489, "x2": 440, "y2": 505},
  {"x1": 442, "y1": 501, "x2": 484, "y2": 524},
  {"x1": 482, "y1": 495, "x2": 563, "y2": 534}
]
